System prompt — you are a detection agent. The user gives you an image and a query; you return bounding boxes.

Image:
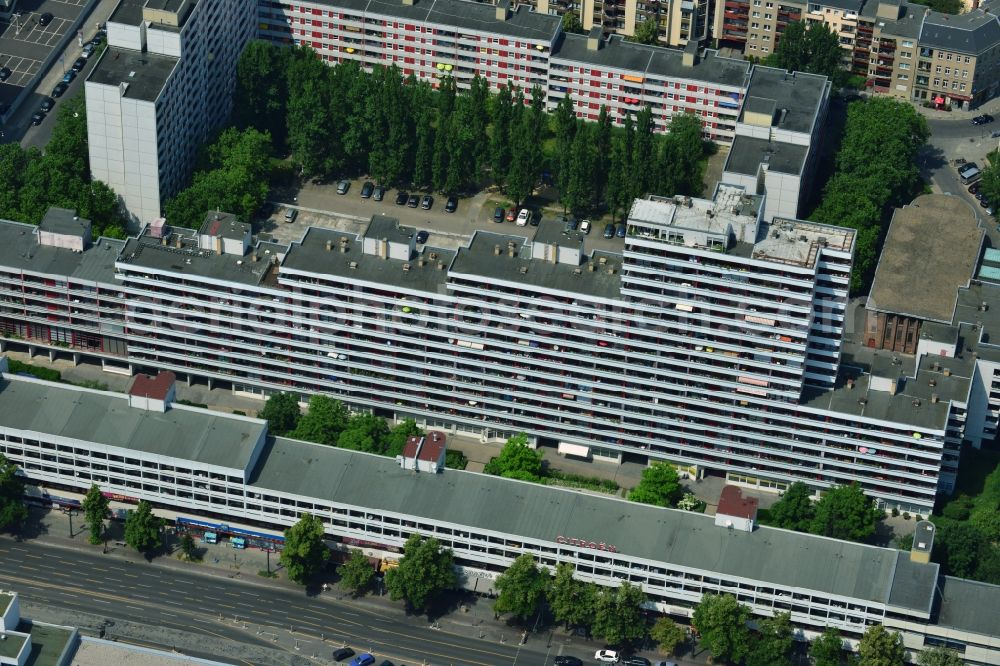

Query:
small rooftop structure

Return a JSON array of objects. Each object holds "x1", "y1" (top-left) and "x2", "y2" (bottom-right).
[
  {"x1": 363, "y1": 215, "x2": 416, "y2": 262},
  {"x1": 197, "y1": 212, "x2": 251, "y2": 256},
  {"x1": 37, "y1": 208, "x2": 92, "y2": 252},
  {"x1": 868, "y1": 194, "x2": 983, "y2": 323},
  {"x1": 127, "y1": 371, "x2": 177, "y2": 412},
  {"x1": 911, "y1": 520, "x2": 935, "y2": 564},
  {"x1": 714, "y1": 485, "x2": 758, "y2": 532},
  {"x1": 398, "y1": 431, "x2": 447, "y2": 473}
]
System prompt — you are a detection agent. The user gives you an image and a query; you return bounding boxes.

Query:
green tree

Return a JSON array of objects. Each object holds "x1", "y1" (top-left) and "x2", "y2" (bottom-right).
[
  {"x1": 629, "y1": 462, "x2": 683, "y2": 507},
  {"x1": 606, "y1": 117, "x2": 634, "y2": 222},
  {"x1": 656, "y1": 112, "x2": 705, "y2": 196},
  {"x1": 280, "y1": 513, "x2": 330, "y2": 584},
  {"x1": 493, "y1": 554, "x2": 550, "y2": 622},
  {"x1": 810, "y1": 483, "x2": 882, "y2": 542},
  {"x1": 593, "y1": 106, "x2": 612, "y2": 204},
  {"x1": 385, "y1": 419, "x2": 425, "y2": 458},
  {"x1": 766, "y1": 481, "x2": 815, "y2": 532},
  {"x1": 692, "y1": 593, "x2": 752, "y2": 664},
  {"x1": 631, "y1": 105, "x2": 656, "y2": 199},
  {"x1": 629, "y1": 17, "x2": 661, "y2": 44},
  {"x1": 123, "y1": 500, "x2": 163, "y2": 554},
  {"x1": 858, "y1": 625, "x2": 906, "y2": 666},
  {"x1": 810, "y1": 626, "x2": 845, "y2": 666},
  {"x1": 490, "y1": 84, "x2": 514, "y2": 188},
  {"x1": 337, "y1": 549, "x2": 376, "y2": 596},
  {"x1": 565, "y1": 123, "x2": 596, "y2": 215},
  {"x1": 561, "y1": 10, "x2": 585, "y2": 34},
  {"x1": 935, "y1": 522, "x2": 987, "y2": 578},
  {"x1": 917, "y1": 646, "x2": 965, "y2": 666},
  {"x1": 591, "y1": 582, "x2": 647, "y2": 646},
  {"x1": 260, "y1": 392, "x2": 301, "y2": 436},
  {"x1": 385, "y1": 534, "x2": 457, "y2": 612},
  {"x1": 650, "y1": 617, "x2": 686, "y2": 655},
  {"x1": 81, "y1": 483, "x2": 110, "y2": 545},
  {"x1": 337, "y1": 412, "x2": 391, "y2": 454},
  {"x1": 765, "y1": 21, "x2": 842, "y2": 79},
  {"x1": 746, "y1": 612, "x2": 794, "y2": 666},
  {"x1": 548, "y1": 562, "x2": 599, "y2": 629},
  {"x1": 979, "y1": 154, "x2": 1000, "y2": 210},
  {"x1": 179, "y1": 534, "x2": 198, "y2": 561},
  {"x1": 908, "y1": 0, "x2": 962, "y2": 14},
  {"x1": 233, "y1": 40, "x2": 291, "y2": 146},
  {"x1": 484, "y1": 433, "x2": 544, "y2": 481},
  {"x1": 286, "y1": 51, "x2": 341, "y2": 178},
  {"x1": 0, "y1": 453, "x2": 28, "y2": 532},
  {"x1": 289, "y1": 395, "x2": 349, "y2": 446}
]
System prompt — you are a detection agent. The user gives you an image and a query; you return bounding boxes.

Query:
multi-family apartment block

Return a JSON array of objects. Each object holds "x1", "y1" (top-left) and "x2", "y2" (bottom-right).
[
  {"x1": 85, "y1": 0, "x2": 256, "y2": 226},
  {"x1": 4, "y1": 193, "x2": 999, "y2": 514}
]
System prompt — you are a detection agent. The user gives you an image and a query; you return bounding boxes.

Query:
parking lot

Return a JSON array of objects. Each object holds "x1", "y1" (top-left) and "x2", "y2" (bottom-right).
[
  {"x1": 269, "y1": 177, "x2": 634, "y2": 254},
  {"x1": 0, "y1": 0, "x2": 93, "y2": 108}
]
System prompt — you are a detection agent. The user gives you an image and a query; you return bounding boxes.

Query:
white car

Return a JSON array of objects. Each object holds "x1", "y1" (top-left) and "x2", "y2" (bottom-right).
[
  {"x1": 580, "y1": 219, "x2": 591, "y2": 234},
  {"x1": 595, "y1": 650, "x2": 619, "y2": 663},
  {"x1": 516, "y1": 208, "x2": 530, "y2": 226}
]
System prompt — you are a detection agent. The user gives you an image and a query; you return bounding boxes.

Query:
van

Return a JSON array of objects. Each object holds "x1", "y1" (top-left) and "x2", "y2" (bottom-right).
[
  {"x1": 284, "y1": 208, "x2": 298, "y2": 223},
  {"x1": 960, "y1": 167, "x2": 981, "y2": 184}
]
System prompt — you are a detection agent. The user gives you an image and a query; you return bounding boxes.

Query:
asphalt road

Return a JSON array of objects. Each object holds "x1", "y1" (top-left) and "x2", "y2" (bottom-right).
[{"x1": 0, "y1": 536, "x2": 584, "y2": 666}]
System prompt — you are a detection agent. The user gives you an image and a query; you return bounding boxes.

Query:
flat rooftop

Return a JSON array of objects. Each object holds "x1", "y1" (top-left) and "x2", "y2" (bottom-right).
[
  {"x1": 0, "y1": 591, "x2": 12, "y2": 615},
  {"x1": 0, "y1": 219, "x2": 124, "y2": 285},
  {"x1": 936, "y1": 576, "x2": 1000, "y2": 637},
  {"x1": 725, "y1": 135, "x2": 810, "y2": 176},
  {"x1": 331, "y1": 0, "x2": 562, "y2": 42},
  {"x1": 0, "y1": 374, "x2": 266, "y2": 473},
  {"x1": 281, "y1": 227, "x2": 455, "y2": 295},
  {"x1": 253, "y1": 436, "x2": 937, "y2": 612},
  {"x1": 198, "y1": 212, "x2": 249, "y2": 241},
  {"x1": 0, "y1": 631, "x2": 27, "y2": 661},
  {"x1": 15, "y1": 621, "x2": 75, "y2": 666},
  {"x1": 365, "y1": 214, "x2": 415, "y2": 245},
  {"x1": 754, "y1": 218, "x2": 855, "y2": 268},
  {"x1": 533, "y1": 218, "x2": 586, "y2": 247},
  {"x1": 627, "y1": 186, "x2": 762, "y2": 242},
  {"x1": 118, "y1": 233, "x2": 281, "y2": 287},
  {"x1": 741, "y1": 66, "x2": 828, "y2": 134},
  {"x1": 450, "y1": 231, "x2": 622, "y2": 301},
  {"x1": 87, "y1": 48, "x2": 178, "y2": 103},
  {"x1": 109, "y1": 0, "x2": 146, "y2": 24},
  {"x1": 552, "y1": 34, "x2": 750, "y2": 89},
  {"x1": 39, "y1": 208, "x2": 90, "y2": 238},
  {"x1": 867, "y1": 195, "x2": 983, "y2": 323}
]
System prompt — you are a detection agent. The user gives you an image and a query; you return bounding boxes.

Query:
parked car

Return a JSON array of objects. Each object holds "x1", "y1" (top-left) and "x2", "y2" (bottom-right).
[
  {"x1": 529, "y1": 212, "x2": 540, "y2": 226},
  {"x1": 337, "y1": 179, "x2": 351, "y2": 195},
  {"x1": 653, "y1": 662, "x2": 679, "y2": 666},
  {"x1": 421, "y1": 194, "x2": 433, "y2": 210},
  {"x1": 616, "y1": 223, "x2": 626, "y2": 238},
  {"x1": 38, "y1": 12, "x2": 54, "y2": 26},
  {"x1": 563, "y1": 216, "x2": 579, "y2": 232},
  {"x1": 82, "y1": 44, "x2": 96, "y2": 58},
  {"x1": 982, "y1": 197, "x2": 992, "y2": 209},
  {"x1": 595, "y1": 650, "x2": 620, "y2": 663},
  {"x1": 283, "y1": 208, "x2": 298, "y2": 223},
  {"x1": 969, "y1": 182, "x2": 981, "y2": 195},
  {"x1": 493, "y1": 207, "x2": 504, "y2": 223},
  {"x1": 553, "y1": 657, "x2": 583, "y2": 666},
  {"x1": 349, "y1": 654, "x2": 375, "y2": 666},
  {"x1": 406, "y1": 194, "x2": 420, "y2": 208},
  {"x1": 62, "y1": 70, "x2": 76, "y2": 84},
  {"x1": 51, "y1": 81, "x2": 68, "y2": 97},
  {"x1": 444, "y1": 195, "x2": 458, "y2": 213},
  {"x1": 603, "y1": 223, "x2": 615, "y2": 239},
  {"x1": 972, "y1": 114, "x2": 995, "y2": 125},
  {"x1": 621, "y1": 657, "x2": 651, "y2": 666},
  {"x1": 516, "y1": 208, "x2": 530, "y2": 226},
  {"x1": 72, "y1": 57, "x2": 87, "y2": 72},
  {"x1": 40, "y1": 97, "x2": 55, "y2": 112},
  {"x1": 505, "y1": 208, "x2": 517, "y2": 222},
  {"x1": 992, "y1": 129, "x2": 1000, "y2": 138},
  {"x1": 395, "y1": 191, "x2": 408, "y2": 205},
  {"x1": 360, "y1": 181, "x2": 374, "y2": 198},
  {"x1": 331, "y1": 647, "x2": 355, "y2": 661},
  {"x1": 372, "y1": 185, "x2": 386, "y2": 201},
  {"x1": 30, "y1": 111, "x2": 45, "y2": 126},
  {"x1": 415, "y1": 230, "x2": 429, "y2": 244},
  {"x1": 0, "y1": 67, "x2": 10, "y2": 81},
  {"x1": 579, "y1": 220, "x2": 591, "y2": 235}
]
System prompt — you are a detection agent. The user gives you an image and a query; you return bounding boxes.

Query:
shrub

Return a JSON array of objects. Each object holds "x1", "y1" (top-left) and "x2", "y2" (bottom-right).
[
  {"x1": 902, "y1": 511, "x2": 911, "y2": 520},
  {"x1": 891, "y1": 507, "x2": 899, "y2": 517}
]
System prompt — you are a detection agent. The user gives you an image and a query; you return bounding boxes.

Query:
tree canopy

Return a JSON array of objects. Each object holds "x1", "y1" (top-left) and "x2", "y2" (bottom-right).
[
  {"x1": 0, "y1": 453, "x2": 27, "y2": 532},
  {"x1": 82, "y1": 483, "x2": 110, "y2": 545},
  {"x1": 692, "y1": 593, "x2": 752, "y2": 664},
  {"x1": 917, "y1": 646, "x2": 965, "y2": 666},
  {"x1": 650, "y1": 617, "x2": 686, "y2": 656},
  {"x1": 765, "y1": 482, "x2": 815, "y2": 532},
  {"x1": 591, "y1": 581, "x2": 647, "y2": 646},
  {"x1": 979, "y1": 151, "x2": 1000, "y2": 212},
  {"x1": 746, "y1": 611, "x2": 794, "y2": 666},
  {"x1": 547, "y1": 562, "x2": 599, "y2": 629},
  {"x1": 629, "y1": 18, "x2": 661, "y2": 45},
  {"x1": 484, "y1": 433, "x2": 544, "y2": 481},
  {"x1": 259, "y1": 392, "x2": 301, "y2": 436},
  {"x1": 385, "y1": 534, "x2": 456, "y2": 612},
  {"x1": 560, "y1": 10, "x2": 584, "y2": 34},
  {"x1": 280, "y1": 513, "x2": 330, "y2": 584},
  {"x1": 124, "y1": 500, "x2": 163, "y2": 553},
  {"x1": 493, "y1": 553, "x2": 550, "y2": 622},
  {"x1": 858, "y1": 625, "x2": 906, "y2": 666},
  {"x1": 289, "y1": 395, "x2": 348, "y2": 446},
  {"x1": 337, "y1": 548, "x2": 376, "y2": 596},
  {"x1": 628, "y1": 462, "x2": 683, "y2": 507},
  {"x1": 810, "y1": 483, "x2": 883, "y2": 542},
  {"x1": 810, "y1": 627, "x2": 846, "y2": 666},
  {"x1": 764, "y1": 21, "x2": 843, "y2": 79}
]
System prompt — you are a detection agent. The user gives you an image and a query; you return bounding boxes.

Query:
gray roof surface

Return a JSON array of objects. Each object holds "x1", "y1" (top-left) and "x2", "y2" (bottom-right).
[
  {"x1": 118, "y1": 235, "x2": 276, "y2": 286},
  {"x1": 0, "y1": 375, "x2": 265, "y2": 472},
  {"x1": 0, "y1": 219, "x2": 124, "y2": 285},
  {"x1": 330, "y1": 0, "x2": 562, "y2": 42},
  {"x1": 887, "y1": 552, "x2": 939, "y2": 612},
  {"x1": 365, "y1": 214, "x2": 415, "y2": 245},
  {"x1": 552, "y1": 34, "x2": 750, "y2": 88},
  {"x1": 87, "y1": 47, "x2": 178, "y2": 102},
  {"x1": 937, "y1": 576, "x2": 1000, "y2": 636},
  {"x1": 816, "y1": 0, "x2": 864, "y2": 11},
  {"x1": 16, "y1": 622, "x2": 74, "y2": 666},
  {"x1": 450, "y1": 231, "x2": 622, "y2": 300},
  {"x1": 253, "y1": 436, "x2": 932, "y2": 607},
  {"x1": 533, "y1": 218, "x2": 586, "y2": 247},
  {"x1": 39, "y1": 208, "x2": 91, "y2": 238},
  {"x1": 724, "y1": 135, "x2": 809, "y2": 176},
  {"x1": 109, "y1": 0, "x2": 145, "y2": 24},
  {"x1": 198, "y1": 212, "x2": 249, "y2": 241},
  {"x1": 867, "y1": 4, "x2": 926, "y2": 40},
  {"x1": 742, "y1": 67, "x2": 827, "y2": 134},
  {"x1": 867, "y1": 195, "x2": 983, "y2": 322},
  {"x1": 920, "y1": 9, "x2": 1000, "y2": 54},
  {"x1": 282, "y1": 227, "x2": 455, "y2": 295}
]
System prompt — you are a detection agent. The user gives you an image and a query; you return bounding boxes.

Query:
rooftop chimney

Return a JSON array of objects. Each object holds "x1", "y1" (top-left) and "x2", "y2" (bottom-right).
[
  {"x1": 496, "y1": 0, "x2": 511, "y2": 21},
  {"x1": 682, "y1": 39, "x2": 699, "y2": 67},
  {"x1": 586, "y1": 26, "x2": 602, "y2": 50}
]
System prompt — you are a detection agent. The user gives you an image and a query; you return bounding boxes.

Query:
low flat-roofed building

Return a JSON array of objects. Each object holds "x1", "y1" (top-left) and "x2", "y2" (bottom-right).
[{"x1": 866, "y1": 194, "x2": 984, "y2": 354}]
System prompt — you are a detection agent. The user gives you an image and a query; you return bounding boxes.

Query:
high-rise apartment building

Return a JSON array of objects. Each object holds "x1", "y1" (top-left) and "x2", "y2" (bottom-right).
[{"x1": 85, "y1": 0, "x2": 256, "y2": 226}]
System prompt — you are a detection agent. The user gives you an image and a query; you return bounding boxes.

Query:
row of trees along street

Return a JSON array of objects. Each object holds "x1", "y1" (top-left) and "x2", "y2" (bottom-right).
[{"x1": 209, "y1": 40, "x2": 710, "y2": 225}]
